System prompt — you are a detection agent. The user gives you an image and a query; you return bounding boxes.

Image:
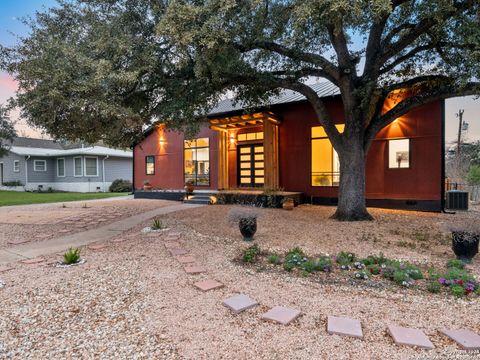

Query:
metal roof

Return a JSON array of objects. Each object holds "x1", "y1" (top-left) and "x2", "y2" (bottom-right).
[
  {"x1": 10, "y1": 137, "x2": 63, "y2": 149},
  {"x1": 10, "y1": 146, "x2": 132, "y2": 158},
  {"x1": 208, "y1": 82, "x2": 340, "y2": 116}
]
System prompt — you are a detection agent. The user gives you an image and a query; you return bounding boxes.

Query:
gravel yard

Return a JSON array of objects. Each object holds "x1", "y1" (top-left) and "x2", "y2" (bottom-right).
[
  {"x1": 0, "y1": 204, "x2": 479, "y2": 359},
  {"x1": 0, "y1": 199, "x2": 173, "y2": 249}
]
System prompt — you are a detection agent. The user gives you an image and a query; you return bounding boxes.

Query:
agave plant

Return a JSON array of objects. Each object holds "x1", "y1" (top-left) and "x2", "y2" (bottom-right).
[
  {"x1": 63, "y1": 248, "x2": 81, "y2": 265},
  {"x1": 151, "y1": 218, "x2": 165, "y2": 230}
]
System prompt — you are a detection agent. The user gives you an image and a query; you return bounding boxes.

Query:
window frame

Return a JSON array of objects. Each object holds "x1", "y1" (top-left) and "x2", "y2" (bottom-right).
[
  {"x1": 310, "y1": 125, "x2": 344, "y2": 187},
  {"x1": 73, "y1": 156, "x2": 83, "y2": 177},
  {"x1": 387, "y1": 138, "x2": 411, "y2": 169},
  {"x1": 145, "y1": 155, "x2": 155, "y2": 175},
  {"x1": 56, "y1": 158, "x2": 65, "y2": 177},
  {"x1": 84, "y1": 156, "x2": 99, "y2": 177},
  {"x1": 184, "y1": 137, "x2": 210, "y2": 187},
  {"x1": 33, "y1": 160, "x2": 47, "y2": 172},
  {"x1": 13, "y1": 160, "x2": 20, "y2": 173}
]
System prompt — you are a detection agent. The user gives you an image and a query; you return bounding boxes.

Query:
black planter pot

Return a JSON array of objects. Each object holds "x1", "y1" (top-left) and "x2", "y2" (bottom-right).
[
  {"x1": 239, "y1": 217, "x2": 257, "y2": 241},
  {"x1": 452, "y1": 231, "x2": 479, "y2": 263}
]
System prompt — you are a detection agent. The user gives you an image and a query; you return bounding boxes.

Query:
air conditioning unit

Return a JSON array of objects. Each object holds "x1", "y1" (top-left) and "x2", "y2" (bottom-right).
[{"x1": 446, "y1": 191, "x2": 469, "y2": 210}]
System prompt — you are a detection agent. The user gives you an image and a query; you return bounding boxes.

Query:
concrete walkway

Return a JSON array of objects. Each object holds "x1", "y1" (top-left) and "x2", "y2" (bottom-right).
[{"x1": 0, "y1": 203, "x2": 202, "y2": 265}]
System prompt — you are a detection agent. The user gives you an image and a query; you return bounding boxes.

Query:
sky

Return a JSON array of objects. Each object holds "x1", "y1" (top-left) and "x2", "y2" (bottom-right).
[{"x1": 0, "y1": 0, "x2": 479, "y2": 143}]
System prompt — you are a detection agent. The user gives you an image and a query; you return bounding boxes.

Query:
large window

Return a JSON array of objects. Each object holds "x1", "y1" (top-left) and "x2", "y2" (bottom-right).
[
  {"x1": 389, "y1": 139, "x2": 410, "y2": 168},
  {"x1": 13, "y1": 160, "x2": 20, "y2": 172},
  {"x1": 145, "y1": 156, "x2": 155, "y2": 175},
  {"x1": 57, "y1": 158, "x2": 65, "y2": 177},
  {"x1": 85, "y1": 157, "x2": 98, "y2": 176},
  {"x1": 184, "y1": 138, "x2": 210, "y2": 186},
  {"x1": 34, "y1": 160, "x2": 47, "y2": 172},
  {"x1": 311, "y1": 125, "x2": 344, "y2": 186},
  {"x1": 74, "y1": 157, "x2": 83, "y2": 176}
]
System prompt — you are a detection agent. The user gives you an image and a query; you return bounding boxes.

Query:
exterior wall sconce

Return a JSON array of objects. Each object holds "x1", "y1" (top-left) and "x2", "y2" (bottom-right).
[{"x1": 228, "y1": 131, "x2": 236, "y2": 149}]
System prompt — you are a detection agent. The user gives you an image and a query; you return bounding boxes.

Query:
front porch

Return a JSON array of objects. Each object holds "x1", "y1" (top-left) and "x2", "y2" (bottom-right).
[
  {"x1": 209, "y1": 112, "x2": 281, "y2": 190},
  {"x1": 134, "y1": 188, "x2": 303, "y2": 207}
]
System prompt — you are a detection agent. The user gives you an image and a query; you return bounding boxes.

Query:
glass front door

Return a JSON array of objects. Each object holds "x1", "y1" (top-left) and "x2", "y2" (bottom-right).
[{"x1": 238, "y1": 144, "x2": 264, "y2": 187}]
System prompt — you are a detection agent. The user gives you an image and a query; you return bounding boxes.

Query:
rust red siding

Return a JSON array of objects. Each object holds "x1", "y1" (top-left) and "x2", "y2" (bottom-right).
[{"x1": 134, "y1": 97, "x2": 443, "y2": 204}]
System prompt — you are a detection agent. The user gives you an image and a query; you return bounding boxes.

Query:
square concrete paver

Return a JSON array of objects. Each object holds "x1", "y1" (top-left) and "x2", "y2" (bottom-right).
[
  {"x1": 262, "y1": 306, "x2": 301, "y2": 325},
  {"x1": 176, "y1": 255, "x2": 196, "y2": 264},
  {"x1": 170, "y1": 248, "x2": 189, "y2": 256},
  {"x1": 20, "y1": 257, "x2": 45, "y2": 265},
  {"x1": 388, "y1": 325, "x2": 434, "y2": 349},
  {"x1": 327, "y1": 316, "x2": 363, "y2": 339},
  {"x1": 164, "y1": 242, "x2": 181, "y2": 249},
  {"x1": 440, "y1": 329, "x2": 480, "y2": 350},
  {"x1": 167, "y1": 232, "x2": 182, "y2": 238},
  {"x1": 223, "y1": 294, "x2": 258, "y2": 314},
  {"x1": 184, "y1": 265, "x2": 206, "y2": 274},
  {"x1": 7, "y1": 239, "x2": 30, "y2": 245},
  {"x1": 0, "y1": 265, "x2": 14, "y2": 273},
  {"x1": 194, "y1": 279, "x2": 224, "y2": 292},
  {"x1": 111, "y1": 238, "x2": 127, "y2": 243}
]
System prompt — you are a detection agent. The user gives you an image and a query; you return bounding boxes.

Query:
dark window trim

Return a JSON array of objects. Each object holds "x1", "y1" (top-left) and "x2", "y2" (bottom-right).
[
  {"x1": 387, "y1": 138, "x2": 412, "y2": 170},
  {"x1": 145, "y1": 155, "x2": 155, "y2": 175}
]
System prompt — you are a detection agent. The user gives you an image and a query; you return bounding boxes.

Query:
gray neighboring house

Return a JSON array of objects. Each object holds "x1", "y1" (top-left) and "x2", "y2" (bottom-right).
[{"x1": 0, "y1": 137, "x2": 132, "y2": 192}]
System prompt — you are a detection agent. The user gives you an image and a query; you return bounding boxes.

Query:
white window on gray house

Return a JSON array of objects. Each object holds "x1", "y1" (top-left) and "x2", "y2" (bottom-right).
[
  {"x1": 57, "y1": 158, "x2": 65, "y2": 177},
  {"x1": 74, "y1": 157, "x2": 83, "y2": 176},
  {"x1": 34, "y1": 160, "x2": 47, "y2": 172},
  {"x1": 13, "y1": 160, "x2": 20, "y2": 172},
  {"x1": 85, "y1": 157, "x2": 98, "y2": 176}
]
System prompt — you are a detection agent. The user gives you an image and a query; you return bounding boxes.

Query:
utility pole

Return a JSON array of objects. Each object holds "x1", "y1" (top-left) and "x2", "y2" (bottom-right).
[{"x1": 456, "y1": 109, "x2": 464, "y2": 158}]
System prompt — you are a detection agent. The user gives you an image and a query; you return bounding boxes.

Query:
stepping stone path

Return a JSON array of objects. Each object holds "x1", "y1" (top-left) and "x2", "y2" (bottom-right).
[
  {"x1": 164, "y1": 242, "x2": 181, "y2": 249},
  {"x1": 194, "y1": 279, "x2": 224, "y2": 292},
  {"x1": 440, "y1": 329, "x2": 480, "y2": 350},
  {"x1": 7, "y1": 239, "x2": 30, "y2": 245},
  {"x1": 170, "y1": 248, "x2": 189, "y2": 256},
  {"x1": 176, "y1": 255, "x2": 196, "y2": 264},
  {"x1": 20, "y1": 257, "x2": 45, "y2": 265},
  {"x1": 327, "y1": 316, "x2": 363, "y2": 339},
  {"x1": 0, "y1": 265, "x2": 14, "y2": 273},
  {"x1": 388, "y1": 325, "x2": 434, "y2": 349},
  {"x1": 262, "y1": 306, "x2": 301, "y2": 325},
  {"x1": 223, "y1": 294, "x2": 258, "y2": 314},
  {"x1": 184, "y1": 265, "x2": 206, "y2": 274}
]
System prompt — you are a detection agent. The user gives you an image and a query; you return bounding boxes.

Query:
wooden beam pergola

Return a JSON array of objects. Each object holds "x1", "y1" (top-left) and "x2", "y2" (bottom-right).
[{"x1": 209, "y1": 112, "x2": 280, "y2": 132}]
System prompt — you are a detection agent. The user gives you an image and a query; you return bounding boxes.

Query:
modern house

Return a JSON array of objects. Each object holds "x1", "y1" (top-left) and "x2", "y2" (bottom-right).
[
  {"x1": 133, "y1": 82, "x2": 445, "y2": 211},
  {"x1": 0, "y1": 137, "x2": 132, "y2": 192}
]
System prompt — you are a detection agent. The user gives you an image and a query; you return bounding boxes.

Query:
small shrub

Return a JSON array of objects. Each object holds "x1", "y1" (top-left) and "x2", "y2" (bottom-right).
[
  {"x1": 451, "y1": 285, "x2": 465, "y2": 298},
  {"x1": 63, "y1": 248, "x2": 81, "y2": 265},
  {"x1": 2, "y1": 180, "x2": 22, "y2": 186},
  {"x1": 302, "y1": 260, "x2": 316, "y2": 273},
  {"x1": 283, "y1": 262, "x2": 294, "y2": 272},
  {"x1": 336, "y1": 251, "x2": 355, "y2": 265},
  {"x1": 109, "y1": 179, "x2": 132, "y2": 192},
  {"x1": 286, "y1": 247, "x2": 305, "y2": 257},
  {"x1": 393, "y1": 270, "x2": 412, "y2": 287},
  {"x1": 242, "y1": 244, "x2": 261, "y2": 263},
  {"x1": 314, "y1": 256, "x2": 333, "y2": 272},
  {"x1": 447, "y1": 259, "x2": 465, "y2": 270},
  {"x1": 151, "y1": 218, "x2": 165, "y2": 230},
  {"x1": 268, "y1": 254, "x2": 282, "y2": 265},
  {"x1": 366, "y1": 264, "x2": 380, "y2": 275},
  {"x1": 361, "y1": 253, "x2": 388, "y2": 266},
  {"x1": 427, "y1": 281, "x2": 441, "y2": 293}
]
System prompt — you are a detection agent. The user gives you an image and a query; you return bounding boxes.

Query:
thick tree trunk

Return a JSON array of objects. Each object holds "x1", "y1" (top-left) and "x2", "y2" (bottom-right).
[{"x1": 331, "y1": 137, "x2": 373, "y2": 221}]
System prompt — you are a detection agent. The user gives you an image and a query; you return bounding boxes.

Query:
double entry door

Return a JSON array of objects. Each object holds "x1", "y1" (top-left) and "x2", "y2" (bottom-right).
[{"x1": 237, "y1": 144, "x2": 264, "y2": 187}]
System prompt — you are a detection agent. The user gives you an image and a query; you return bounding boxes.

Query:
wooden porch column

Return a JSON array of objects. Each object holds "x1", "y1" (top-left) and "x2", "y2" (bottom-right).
[
  {"x1": 264, "y1": 121, "x2": 279, "y2": 189},
  {"x1": 218, "y1": 131, "x2": 229, "y2": 189}
]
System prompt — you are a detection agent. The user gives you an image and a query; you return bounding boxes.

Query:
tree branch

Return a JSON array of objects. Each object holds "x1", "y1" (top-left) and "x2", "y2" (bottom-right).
[
  {"x1": 234, "y1": 41, "x2": 339, "y2": 83},
  {"x1": 365, "y1": 81, "x2": 480, "y2": 144}
]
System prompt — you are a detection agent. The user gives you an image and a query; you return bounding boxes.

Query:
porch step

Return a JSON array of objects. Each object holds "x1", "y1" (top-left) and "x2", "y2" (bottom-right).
[{"x1": 183, "y1": 194, "x2": 212, "y2": 205}]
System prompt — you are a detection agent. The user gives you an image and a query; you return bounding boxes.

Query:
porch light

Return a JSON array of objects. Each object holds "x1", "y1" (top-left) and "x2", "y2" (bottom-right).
[{"x1": 229, "y1": 132, "x2": 236, "y2": 145}]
